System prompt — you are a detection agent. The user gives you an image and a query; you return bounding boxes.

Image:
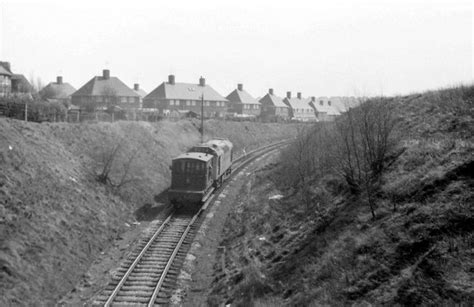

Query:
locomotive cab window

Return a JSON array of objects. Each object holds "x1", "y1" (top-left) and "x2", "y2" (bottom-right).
[{"x1": 173, "y1": 160, "x2": 207, "y2": 174}]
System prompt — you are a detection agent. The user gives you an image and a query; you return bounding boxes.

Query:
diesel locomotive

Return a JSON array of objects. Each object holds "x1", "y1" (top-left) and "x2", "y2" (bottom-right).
[{"x1": 168, "y1": 138, "x2": 233, "y2": 205}]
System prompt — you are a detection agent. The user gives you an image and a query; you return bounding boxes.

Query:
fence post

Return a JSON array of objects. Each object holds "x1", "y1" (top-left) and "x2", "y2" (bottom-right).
[{"x1": 24, "y1": 103, "x2": 28, "y2": 122}]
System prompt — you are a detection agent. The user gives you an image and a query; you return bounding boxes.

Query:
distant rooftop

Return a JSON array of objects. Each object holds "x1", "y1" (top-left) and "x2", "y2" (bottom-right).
[
  {"x1": 144, "y1": 75, "x2": 227, "y2": 102},
  {"x1": 72, "y1": 69, "x2": 139, "y2": 97}
]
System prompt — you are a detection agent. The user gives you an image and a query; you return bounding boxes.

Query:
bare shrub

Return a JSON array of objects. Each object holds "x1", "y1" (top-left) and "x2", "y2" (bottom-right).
[
  {"x1": 277, "y1": 98, "x2": 399, "y2": 219},
  {"x1": 278, "y1": 124, "x2": 336, "y2": 211},
  {"x1": 94, "y1": 140, "x2": 139, "y2": 190},
  {"x1": 334, "y1": 98, "x2": 399, "y2": 218}
]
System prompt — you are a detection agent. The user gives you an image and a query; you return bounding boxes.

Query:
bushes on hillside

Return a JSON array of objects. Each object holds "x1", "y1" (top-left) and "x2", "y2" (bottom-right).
[
  {"x1": 278, "y1": 98, "x2": 400, "y2": 219},
  {"x1": 92, "y1": 139, "x2": 140, "y2": 191},
  {"x1": 0, "y1": 96, "x2": 67, "y2": 122}
]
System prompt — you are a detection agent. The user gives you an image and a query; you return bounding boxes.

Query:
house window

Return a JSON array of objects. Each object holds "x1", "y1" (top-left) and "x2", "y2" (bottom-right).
[
  {"x1": 121, "y1": 97, "x2": 127, "y2": 103},
  {"x1": 186, "y1": 100, "x2": 191, "y2": 106},
  {"x1": 169, "y1": 100, "x2": 174, "y2": 106},
  {"x1": 192, "y1": 101, "x2": 196, "y2": 106}
]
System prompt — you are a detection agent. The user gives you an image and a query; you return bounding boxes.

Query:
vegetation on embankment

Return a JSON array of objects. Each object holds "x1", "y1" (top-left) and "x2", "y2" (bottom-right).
[
  {"x1": 209, "y1": 85, "x2": 474, "y2": 306},
  {"x1": 0, "y1": 118, "x2": 296, "y2": 306}
]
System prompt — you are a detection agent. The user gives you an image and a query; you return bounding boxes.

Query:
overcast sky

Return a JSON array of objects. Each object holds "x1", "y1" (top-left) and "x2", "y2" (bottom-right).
[{"x1": 0, "y1": 0, "x2": 472, "y2": 97}]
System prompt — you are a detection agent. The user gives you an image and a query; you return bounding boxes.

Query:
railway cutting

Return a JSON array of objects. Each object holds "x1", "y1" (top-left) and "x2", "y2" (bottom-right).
[{"x1": 93, "y1": 140, "x2": 289, "y2": 306}]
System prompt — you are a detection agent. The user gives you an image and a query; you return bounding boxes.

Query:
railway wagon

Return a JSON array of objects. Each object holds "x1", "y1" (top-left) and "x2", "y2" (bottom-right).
[{"x1": 168, "y1": 138, "x2": 233, "y2": 205}]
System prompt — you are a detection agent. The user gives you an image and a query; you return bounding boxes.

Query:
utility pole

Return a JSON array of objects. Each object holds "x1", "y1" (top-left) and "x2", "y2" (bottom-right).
[{"x1": 200, "y1": 94, "x2": 204, "y2": 143}]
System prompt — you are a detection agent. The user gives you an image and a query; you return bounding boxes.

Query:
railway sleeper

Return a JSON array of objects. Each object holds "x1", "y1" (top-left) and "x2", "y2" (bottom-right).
[
  {"x1": 118, "y1": 275, "x2": 159, "y2": 282},
  {"x1": 127, "y1": 271, "x2": 162, "y2": 280},
  {"x1": 135, "y1": 262, "x2": 169, "y2": 268},
  {"x1": 111, "y1": 295, "x2": 152, "y2": 303},
  {"x1": 119, "y1": 268, "x2": 165, "y2": 274},
  {"x1": 146, "y1": 246, "x2": 177, "y2": 251},
  {"x1": 119, "y1": 282, "x2": 174, "y2": 291},
  {"x1": 152, "y1": 239, "x2": 185, "y2": 245},
  {"x1": 105, "y1": 281, "x2": 154, "y2": 290},
  {"x1": 122, "y1": 280, "x2": 157, "y2": 287},
  {"x1": 115, "y1": 290, "x2": 154, "y2": 297},
  {"x1": 138, "y1": 258, "x2": 171, "y2": 264}
]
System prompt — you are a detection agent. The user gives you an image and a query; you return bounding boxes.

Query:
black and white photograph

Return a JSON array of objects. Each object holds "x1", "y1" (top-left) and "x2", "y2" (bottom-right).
[{"x1": 0, "y1": 0, "x2": 472, "y2": 305}]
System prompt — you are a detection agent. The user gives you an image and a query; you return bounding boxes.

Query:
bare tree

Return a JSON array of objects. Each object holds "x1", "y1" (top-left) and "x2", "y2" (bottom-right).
[
  {"x1": 335, "y1": 98, "x2": 399, "y2": 219},
  {"x1": 28, "y1": 74, "x2": 44, "y2": 94},
  {"x1": 95, "y1": 141, "x2": 139, "y2": 190},
  {"x1": 101, "y1": 85, "x2": 118, "y2": 109},
  {"x1": 278, "y1": 124, "x2": 336, "y2": 211},
  {"x1": 39, "y1": 85, "x2": 57, "y2": 101}
]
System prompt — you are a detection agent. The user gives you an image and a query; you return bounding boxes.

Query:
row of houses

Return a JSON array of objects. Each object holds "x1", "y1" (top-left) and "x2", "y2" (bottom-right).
[{"x1": 0, "y1": 61, "x2": 358, "y2": 121}]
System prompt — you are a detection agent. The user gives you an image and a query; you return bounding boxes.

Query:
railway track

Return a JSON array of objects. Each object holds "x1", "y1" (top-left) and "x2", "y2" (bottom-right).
[{"x1": 94, "y1": 140, "x2": 290, "y2": 306}]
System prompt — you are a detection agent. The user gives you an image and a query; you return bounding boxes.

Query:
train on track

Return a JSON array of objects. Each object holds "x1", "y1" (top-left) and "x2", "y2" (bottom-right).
[{"x1": 168, "y1": 138, "x2": 233, "y2": 206}]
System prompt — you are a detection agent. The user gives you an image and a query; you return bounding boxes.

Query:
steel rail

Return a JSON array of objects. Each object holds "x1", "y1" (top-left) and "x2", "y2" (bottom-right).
[
  {"x1": 146, "y1": 200, "x2": 208, "y2": 306},
  {"x1": 100, "y1": 139, "x2": 291, "y2": 306},
  {"x1": 103, "y1": 212, "x2": 174, "y2": 306}
]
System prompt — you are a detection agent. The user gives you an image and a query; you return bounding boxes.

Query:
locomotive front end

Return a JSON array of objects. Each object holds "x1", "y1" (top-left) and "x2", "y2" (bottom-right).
[{"x1": 168, "y1": 153, "x2": 214, "y2": 206}]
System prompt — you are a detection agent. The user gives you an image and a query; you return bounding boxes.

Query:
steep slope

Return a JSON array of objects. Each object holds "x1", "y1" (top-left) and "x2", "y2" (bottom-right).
[
  {"x1": 0, "y1": 118, "x2": 296, "y2": 305},
  {"x1": 207, "y1": 85, "x2": 474, "y2": 305}
]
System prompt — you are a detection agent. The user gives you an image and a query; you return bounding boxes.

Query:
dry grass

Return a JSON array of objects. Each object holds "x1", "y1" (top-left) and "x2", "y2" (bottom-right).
[
  {"x1": 208, "y1": 85, "x2": 474, "y2": 305},
  {"x1": 0, "y1": 118, "x2": 295, "y2": 305}
]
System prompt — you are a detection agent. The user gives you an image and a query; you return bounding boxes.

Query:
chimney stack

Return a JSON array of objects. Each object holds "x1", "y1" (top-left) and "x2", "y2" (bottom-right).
[
  {"x1": 286, "y1": 91, "x2": 291, "y2": 99},
  {"x1": 0, "y1": 61, "x2": 11, "y2": 72},
  {"x1": 134, "y1": 83, "x2": 139, "y2": 90},
  {"x1": 199, "y1": 76, "x2": 206, "y2": 87},
  {"x1": 237, "y1": 83, "x2": 243, "y2": 91},
  {"x1": 103, "y1": 69, "x2": 110, "y2": 80},
  {"x1": 269, "y1": 88, "x2": 274, "y2": 95},
  {"x1": 56, "y1": 76, "x2": 63, "y2": 84},
  {"x1": 168, "y1": 74, "x2": 175, "y2": 85},
  {"x1": 297, "y1": 92, "x2": 302, "y2": 99}
]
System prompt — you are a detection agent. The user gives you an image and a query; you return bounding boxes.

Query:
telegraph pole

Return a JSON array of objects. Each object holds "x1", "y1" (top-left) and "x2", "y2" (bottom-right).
[{"x1": 200, "y1": 94, "x2": 204, "y2": 143}]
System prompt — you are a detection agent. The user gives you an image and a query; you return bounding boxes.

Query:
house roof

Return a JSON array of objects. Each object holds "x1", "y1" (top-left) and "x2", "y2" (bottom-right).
[
  {"x1": 40, "y1": 82, "x2": 76, "y2": 99},
  {"x1": 0, "y1": 66, "x2": 11, "y2": 76},
  {"x1": 259, "y1": 93, "x2": 288, "y2": 108},
  {"x1": 145, "y1": 82, "x2": 228, "y2": 102},
  {"x1": 226, "y1": 88, "x2": 260, "y2": 105},
  {"x1": 284, "y1": 97, "x2": 313, "y2": 110},
  {"x1": 72, "y1": 76, "x2": 139, "y2": 97},
  {"x1": 310, "y1": 97, "x2": 342, "y2": 116},
  {"x1": 134, "y1": 88, "x2": 147, "y2": 98},
  {"x1": 11, "y1": 74, "x2": 33, "y2": 92},
  {"x1": 329, "y1": 96, "x2": 360, "y2": 113}
]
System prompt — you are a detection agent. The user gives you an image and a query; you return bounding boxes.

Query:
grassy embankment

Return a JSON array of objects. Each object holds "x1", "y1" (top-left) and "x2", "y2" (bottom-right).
[
  {"x1": 0, "y1": 118, "x2": 296, "y2": 306},
  {"x1": 209, "y1": 85, "x2": 474, "y2": 306}
]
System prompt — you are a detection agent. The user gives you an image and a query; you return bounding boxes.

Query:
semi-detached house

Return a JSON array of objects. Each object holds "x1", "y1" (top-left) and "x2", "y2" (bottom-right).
[
  {"x1": 283, "y1": 91, "x2": 316, "y2": 121},
  {"x1": 71, "y1": 69, "x2": 140, "y2": 110},
  {"x1": 258, "y1": 88, "x2": 289, "y2": 120},
  {"x1": 143, "y1": 75, "x2": 228, "y2": 118},
  {"x1": 225, "y1": 83, "x2": 261, "y2": 117}
]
